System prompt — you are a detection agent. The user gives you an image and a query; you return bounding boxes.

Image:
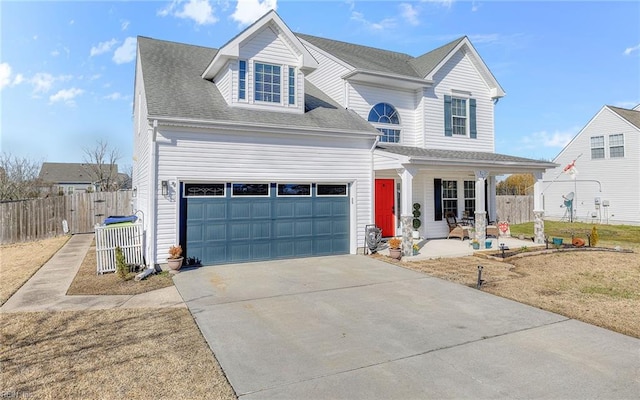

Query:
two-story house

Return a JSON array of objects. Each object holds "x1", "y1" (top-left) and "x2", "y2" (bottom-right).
[
  {"x1": 132, "y1": 11, "x2": 555, "y2": 266},
  {"x1": 542, "y1": 105, "x2": 640, "y2": 225}
]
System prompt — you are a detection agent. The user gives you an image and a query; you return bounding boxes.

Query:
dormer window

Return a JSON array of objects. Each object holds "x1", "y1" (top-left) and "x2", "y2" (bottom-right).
[
  {"x1": 238, "y1": 60, "x2": 247, "y2": 100},
  {"x1": 368, "y1": 103, "x2": 401, "y2": 143},
  {"x1": 288, "y1": 67, "x2": 295, "y2": 105},
  {"x1": 255, "y1": 62, "x2": 281, "y2": 103}
]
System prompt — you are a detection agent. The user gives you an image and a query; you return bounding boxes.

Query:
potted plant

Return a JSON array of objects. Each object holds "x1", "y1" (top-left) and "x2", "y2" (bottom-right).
[
  {"x1": 167, "y1": 245, "x2": 184, "y2": 271},
  {"x1": 471, "y1": 239, "x2": 480, "y2": 250},
  {"x1": 412, "y1": 203, "x2": 421, "y2": 239},
  {"x1": 412, "y1": 243, "x2": 419, "y2": 256},
  {"x1": 388, "y1": 238, "x2": 402, "y2": 260}
]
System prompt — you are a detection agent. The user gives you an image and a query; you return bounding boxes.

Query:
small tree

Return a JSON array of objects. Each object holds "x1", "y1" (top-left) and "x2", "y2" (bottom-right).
[
  {"x1": 83, "y1": 139, "x2": 121, "y2": 192},
  {"x1": 115, "y1": 246, "x2": 128, "y2": 280},
  {"x1": 0, "y1": 153, "x2": 42, "y2": 201}
]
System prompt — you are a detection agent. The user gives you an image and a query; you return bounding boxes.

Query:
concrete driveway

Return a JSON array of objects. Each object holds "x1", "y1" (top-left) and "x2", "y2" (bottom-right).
[{"x1": 173, "y1": 255, "x2": 639, "y2": 399}]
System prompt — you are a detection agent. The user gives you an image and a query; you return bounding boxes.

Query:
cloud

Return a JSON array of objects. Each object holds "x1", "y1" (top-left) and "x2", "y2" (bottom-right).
[
  {"x1": 231, "y1": 0, "x2": 277, "y2": 27},
  {"x1": 520, "y1": 128, "x2": 577, "y2": 150},
  {"x1": 351, "y1": 11, "x2": 396, "y2": 31},
  {"x1": 400, "y1": 3, "x2": 420, "y2": 26},
  {"x1": 51, "y1": 50, "x2": 60, "y2": 57},
  {"x1": 49, "y1": 87, "x2": 84, "y2": 105},
  {"x1": 30, "y1": 72, "x2": 56, "y2": 94},
  {"x1": 159, "y1": 0, "x2": 218, "y2": 25},
  {"x1": 104, "y1": 92, "x2": 125, "y2": 100},
  {"x1": 421, "y1": 0, "x2": 454, "y2": 8},
  {"x1": 0, "y1": 63, "x2": 12, "y2": 89},
  {"x1": 113, "y1": 37, "x2": 137, "y2": 64},
  {"x1": 121, "y1": 20, "x2": 130, "y2": 31},
  {"x1": 468, "y1": 34, "x2": 501, "y2": 44},
  {"x1": 623, "y1": 43, "x2": 640, "y2": 56},
  {"x1": 90, "y1": 39, "x2": 118, "y2": 57},
  {"x1": 471, "y1": 1, "x2": 480, "y2": 12}
]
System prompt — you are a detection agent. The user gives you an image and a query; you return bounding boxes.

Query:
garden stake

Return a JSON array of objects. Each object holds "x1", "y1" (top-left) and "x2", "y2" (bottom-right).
[{"x1": 476, "y1": 265, "x2": 484, "y2": 289}]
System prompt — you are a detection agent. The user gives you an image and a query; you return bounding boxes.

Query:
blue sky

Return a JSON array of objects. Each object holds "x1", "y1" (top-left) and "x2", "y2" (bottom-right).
[{"x1": 1, "y1": 0, "x2": 639, "y2": 170}]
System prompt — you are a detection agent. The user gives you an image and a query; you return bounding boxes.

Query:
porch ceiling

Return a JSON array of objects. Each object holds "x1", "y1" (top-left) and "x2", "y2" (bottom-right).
[{"x1": 375, "y1": 144, "x2": 558, "y2": 174}]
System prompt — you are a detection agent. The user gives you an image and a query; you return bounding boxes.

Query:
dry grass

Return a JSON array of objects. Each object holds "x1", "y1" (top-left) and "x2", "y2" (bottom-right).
[
  {"x1": 0, "y1": 236, "x2": 70, "y2": 305},
  {"x1": 387, "y1": 246, "x2": 640, "y2": 339},
  {"x1": 67, "y1": 242, "x2": 174, "y2": 296},
  {"x1": 1, "y1": 308, "x2": 237, "y2": 400}
]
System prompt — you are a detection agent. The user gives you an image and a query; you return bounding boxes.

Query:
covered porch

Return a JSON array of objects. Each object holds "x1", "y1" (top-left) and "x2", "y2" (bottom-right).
[{"x1": 373, "y1": 145, "x2": 557, "y2": 256}]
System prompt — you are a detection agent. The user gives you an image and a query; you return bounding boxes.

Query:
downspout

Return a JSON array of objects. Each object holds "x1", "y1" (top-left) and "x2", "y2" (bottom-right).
[{"x1": 148, "y1": 119, "x2": 158, "y2": 267}]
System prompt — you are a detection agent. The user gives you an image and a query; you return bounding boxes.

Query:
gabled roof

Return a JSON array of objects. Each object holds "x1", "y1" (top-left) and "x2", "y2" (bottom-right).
[
  {"x1": 298, "y1": 34, "x2": 505, "y2": 98},
  {"x1": 376, "y1": 144, "x2": 556, "y2": 170},
  {"x1": 608, "y1": 105, "x2": 640, "y2": 130},
  {"x1": 137, "y1": 37, "x2": 378, "y2": 135},
  {"x1": 202, "y1": 10, "x2": 318, "y2": 79},
  {"x1": 39, "y1": 162, "x2": 118, "y2": 184}
]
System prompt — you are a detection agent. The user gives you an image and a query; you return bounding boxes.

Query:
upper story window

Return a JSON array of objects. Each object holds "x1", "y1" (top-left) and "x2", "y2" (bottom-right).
[
  {"x1": 255, "y1": 62, "x2": 281, "y2": 103},
  {"x1": 368, "y1": 102, "x2": 400, "y2": 143},
  {"x1": 591, "y1": 135, "x2": 605, "y2": 159},
  {"x1": 444, "y1": 95, "x2": 477, "y2": 138},
  {"x1": 238, "y1": 60, "x2": 247, "y2": 100},
  {"x1": 609, "y1": 134, "x2": 624, "y2": 158},
  {"x1": 288, "y1": 67, "x2": 295, "y2": 105}
]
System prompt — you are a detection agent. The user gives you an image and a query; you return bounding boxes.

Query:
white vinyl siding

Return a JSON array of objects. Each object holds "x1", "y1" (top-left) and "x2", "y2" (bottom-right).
[
  {"x1": 303, "y1": 43, "x2": 351, "y2": 107},
  {"x1": 153, "y1": 128, "x2": 374, "y2": 262},
  {"x1": 215, "y1": 61, "x2": 232, "y2": 104},
  {"x1": 542, "y1": 106, "x2": 640, "y2": 225},
  {"x1": 425, "y1": 50, "x2": 495, "y2": 152},
  {"x1": 347, "y1": 82, "x2": 418, "y2": 147}
]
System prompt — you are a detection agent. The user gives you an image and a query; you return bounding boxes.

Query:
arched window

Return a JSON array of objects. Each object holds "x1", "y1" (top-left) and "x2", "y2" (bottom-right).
[{"x1": 368, "y1": 103, "x2": 400, "y2": 143}]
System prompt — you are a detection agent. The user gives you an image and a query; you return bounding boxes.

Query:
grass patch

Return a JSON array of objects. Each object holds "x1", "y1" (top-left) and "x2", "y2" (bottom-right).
[
  {"x1": 67, "y1": 242, "x2": 174, "y2": 296},
  {"x1": 509, "y1": 221, "x2": 640, "y2": 246},
  {"x1": 0, "y1": 235, "x2": 70, "y2": 306},
  {"x1": 579, "y1": 285, "x2": 638, "y2": 300},
  {"x1": 1, "y1": 308, "x2": 237, "y2": 399}
]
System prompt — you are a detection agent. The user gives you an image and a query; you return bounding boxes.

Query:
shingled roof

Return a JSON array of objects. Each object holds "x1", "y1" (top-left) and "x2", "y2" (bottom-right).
[
  {"x1": 376, "y1": 144, "x2": 557, "y2": 168},
  {"x1": 137, "y1": 36, "x2": 378, "y2": 134},
  {"x1": 39, "y1": 162, "x2": 118, "y2": 184},
  {"x1": 608, "y1": 105, "x2": 640, "y2": 129}
]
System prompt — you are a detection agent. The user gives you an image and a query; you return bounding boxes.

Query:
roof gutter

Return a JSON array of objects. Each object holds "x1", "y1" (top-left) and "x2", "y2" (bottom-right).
[
  {"x1": 148, "y1": 119, "x2": 158, "y2": 266},
  {"x1": 149, "y1": 115, "x2": 380, "y2": 139}
]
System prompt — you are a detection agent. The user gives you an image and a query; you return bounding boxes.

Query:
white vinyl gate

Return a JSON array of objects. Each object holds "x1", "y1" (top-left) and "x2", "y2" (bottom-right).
[{"x1": 95, "y1": 223, "x2": 144, "y2": 274}]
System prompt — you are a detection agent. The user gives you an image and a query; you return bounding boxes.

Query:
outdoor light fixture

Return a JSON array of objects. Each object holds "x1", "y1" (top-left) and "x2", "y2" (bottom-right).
[
  {"x1": 132, "y1": 187, "x2": 137, "y2": 198},
  {"x1": 161, "y1": 180, "x2": 168, "y2": 196}
]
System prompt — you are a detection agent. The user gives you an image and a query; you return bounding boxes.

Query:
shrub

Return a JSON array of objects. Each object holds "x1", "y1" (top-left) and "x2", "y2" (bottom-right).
[
  {"x1": 591, "y1": 226, "x2": 599, "y2": 247},
  {"x1": 115, "y1": 246, "x2": 127, "y2": 280}
]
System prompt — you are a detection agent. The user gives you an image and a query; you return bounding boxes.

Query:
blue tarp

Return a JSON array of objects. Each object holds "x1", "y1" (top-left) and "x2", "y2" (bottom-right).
[{"x1": 103, "y1": 215, "x2": 138, "y2": 225}]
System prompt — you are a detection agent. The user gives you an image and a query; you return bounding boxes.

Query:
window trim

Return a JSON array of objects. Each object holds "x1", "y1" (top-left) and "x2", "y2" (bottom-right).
[
  {"x1": 238, "y1": 60, "x2": 247, "y2": 101},
  {"x1": 183, "y1": 183, "x2": 226, "y2": 198},
  {"x1": 590, "y1": 135, "x2": 605, "y2": 159},
  {"x1": 288, "y1": 67, "x2": 295, "y2": 105},
  {"x1": 444, "y1": 95, "x2": 477, "y2": 138},
  {"x1": 231, "y1": 183, "x2": 271, "y2": 197},
  {"x1": 254, "y1": 61, "x2": 282, "y2": 104},
  {"x1": 316, "y1": 183, "x2": 348, "y2": 197},
  {"x1": 276, "y1": 183, "x2": 311, "y2": 197},
  {"x1": 609, "y1": 133, "x2": 624, "y2": 158},
  {"x1": 368, "y1": 102, "x2": 401, "y2": 143}
]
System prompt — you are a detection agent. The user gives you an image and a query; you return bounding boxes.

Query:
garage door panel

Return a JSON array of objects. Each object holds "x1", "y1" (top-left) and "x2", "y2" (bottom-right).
[
  {"x1": 274, "y1": 221, "x2": 294, "y2": 238},
  {"x1": 205, "y1": 224, "x2": 226, "y2": 241},
  {"x1": 252, "y1": 222, "x2": 271, "y2": 240},
  {"x1": 229, "y1": 245, "x2": 251, "y2": 262},
  {"x1": 332, "y1": 201, "x2": 349, "y2": 216},
  {"x1": 294, "y1": 239, "x2": 313, "y2": 256},
  {"x1": 231, "y1": 203, "x2": 251, "y2": 219},
  {"x1": 295, "y1": 220, "x2": 313, "y2": 236},
  {"x1": 314, "y1": 220, "x2": 332, "y2": 236},
  {"x1": 252, "y1": 202, "x2": 271, "y2": 219},
  {"x1": 230, "y1": 223, "x2": 251, "y2": 241},
  {"x1": 295, "y1": 201, "x2": 313, "y2": 217},
  {"x1": 275, "y1": 202, "x2": 295, "y2": 218},
  {"x1": 251, "y1": 242, "x2": 272, "y2": 260},
  {"x1": 332, "y1": 220, "x2": 349, "y2": 235},
  {"x1": 206, "y1": 202, "x2": 227, "y2": 220}
]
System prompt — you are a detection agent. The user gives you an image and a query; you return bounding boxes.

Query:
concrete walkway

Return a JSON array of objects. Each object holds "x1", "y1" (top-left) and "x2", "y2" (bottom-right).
[
  {"x1": 1, "y1": 233, "x2": 185, "y2": 313},
  {"x1": 174, "y1": 255, "x2": 640, "y2": 399}
]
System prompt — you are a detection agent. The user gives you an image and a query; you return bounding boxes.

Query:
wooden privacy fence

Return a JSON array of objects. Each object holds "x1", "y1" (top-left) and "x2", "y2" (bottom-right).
[
  {"x1": 95, "y1": 223, "x2": 144, "y2": 274},
  {"x1": 496, "y1": 195, "x2": 534, "y2": 224},
  {"x1": 1, "y1": 191, "x2": 132, "y2": 244}
]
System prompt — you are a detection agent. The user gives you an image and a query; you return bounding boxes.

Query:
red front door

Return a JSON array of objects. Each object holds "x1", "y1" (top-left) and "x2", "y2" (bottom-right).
[{"x1": 375, "y1": 179, "x2": 395, "y2": 237}]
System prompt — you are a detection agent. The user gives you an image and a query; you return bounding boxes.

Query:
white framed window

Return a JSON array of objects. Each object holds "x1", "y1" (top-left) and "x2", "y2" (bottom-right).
[
  {"x1": 67, "y1": 186, "x2": 75, "y2": 195},
  {"x1": 183, "y1": 183, "x2": 225, "y2": 198},
  {"x1": 232, "y1": 183, "x2": 270, "y2": 197},
  {"x1": 288, "y1": 67, "x2": 295, "y2": 105},
  {"x1": 442, "y1": 180, "x2": 458, "y2": 217},
  {"x1": 463, "y1": 180, "x2": 475, "y2": 218},
  {"x1": 316, "y1": 184, "x2": 348, "y2": 197},
  {"x1": 277, "y1": 183, "x2": 311, "y2": 197},
  {"x1": 368, "y1": 103, "x2": 401, "y2": 143},
  {"x1": 609, "y1": 134, "x2": 624, "y2": 158},
  {"x1": 254, "y1": 62, "x2": 281, "y2": 103},
  {"x1": 591, "y1": 136, "x2": 605, "y2": 159},
  {"x1": 238, "y1": 60, "x2": 247, "y2": 101},
  {"x1": 451, "y1": 98, "x2": 467, "y2": 136}
]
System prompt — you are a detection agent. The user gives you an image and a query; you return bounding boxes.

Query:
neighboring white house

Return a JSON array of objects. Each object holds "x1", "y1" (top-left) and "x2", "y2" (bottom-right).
[
  {"x1": 132, "y1": 10, "x2": 556, "y2": 266},
  {"x1": 542, "y1": 105, "x2": 640, "y2": 225}
]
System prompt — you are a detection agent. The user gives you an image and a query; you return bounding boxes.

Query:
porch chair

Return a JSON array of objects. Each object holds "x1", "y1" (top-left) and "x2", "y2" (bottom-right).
[
  {"x1": 445, "y1": 212, "x2": 470, "y2": 240},
  {"x1": 486, "y1": 214, "x2": 499, "y2": 238}
]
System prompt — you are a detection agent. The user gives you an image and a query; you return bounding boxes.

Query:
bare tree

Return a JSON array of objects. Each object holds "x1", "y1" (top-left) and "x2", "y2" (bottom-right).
[
  {"x1": 0, "y1": 153, "x2": 42, "y2": 201},
  {"x1": 83, "y1": 139, "x2": 121, "y2": 192}
]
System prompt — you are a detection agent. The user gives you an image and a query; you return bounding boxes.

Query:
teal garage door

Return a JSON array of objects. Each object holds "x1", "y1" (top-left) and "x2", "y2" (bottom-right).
[{"x1": 184, "y1": 183, "x2": 350, "y2": 265}]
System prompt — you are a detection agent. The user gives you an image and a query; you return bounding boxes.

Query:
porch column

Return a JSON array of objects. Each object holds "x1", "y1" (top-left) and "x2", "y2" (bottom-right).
[
  {"x1": 474, "y1": 170, "x2": 488, "y2": 245},
  {"x1": 533, "y1": 171, "x2": 545, "y2": 244},
  {"x1": 397, "y1": 166, "x2": 417, "y2": 256}
]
